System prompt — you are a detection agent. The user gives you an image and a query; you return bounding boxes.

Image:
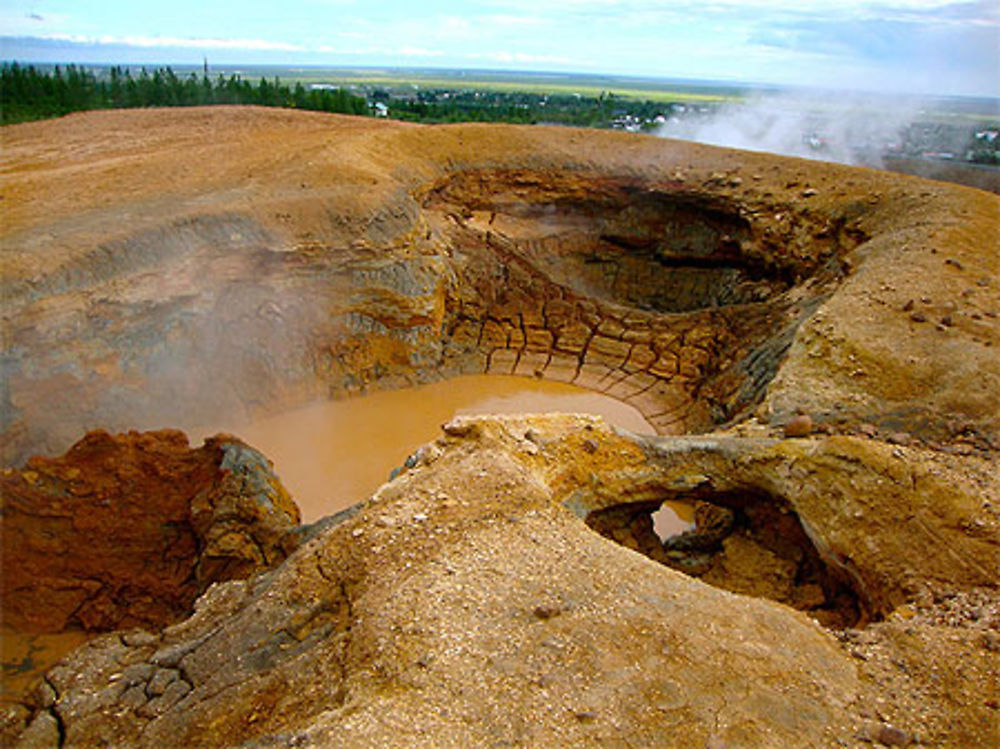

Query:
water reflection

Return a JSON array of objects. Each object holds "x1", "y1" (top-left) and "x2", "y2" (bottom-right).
[{"x1": 652, "y1": 500, "x2": 697, "y2": 541}]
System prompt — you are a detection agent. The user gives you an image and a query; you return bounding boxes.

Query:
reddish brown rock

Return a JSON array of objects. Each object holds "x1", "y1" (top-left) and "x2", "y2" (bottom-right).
[
  {"x1": 1, "y1": 429, "x2": 300, "y2": 634},
  {"x1": 783, "y1": 413, "x2": 814, "y2": 437}
]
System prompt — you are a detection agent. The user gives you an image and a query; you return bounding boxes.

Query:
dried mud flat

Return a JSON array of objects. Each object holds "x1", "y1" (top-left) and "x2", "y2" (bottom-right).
[{"x1": 1, "y1": 107, "x2": 999, "y2": 747}]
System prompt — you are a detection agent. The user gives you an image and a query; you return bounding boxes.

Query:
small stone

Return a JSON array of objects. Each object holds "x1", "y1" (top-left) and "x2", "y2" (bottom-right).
[
  {"x1": 442, "y1": 418, "x2": 477, "y2": 437},
  {"x1": 909, "y1": 311, "x2": 926, "y2": 323},
  {"x1": 533, "y1": 603, "x2": 562, "y2": 620},
  {"x1": 19, "y1": 711, "x2": 61, "y2": 746},
  {"x1": 858, "y1": 423, "x2": 878, "y2": 438},
  {"x1": 901, "y1": 299, "x2": 914, "y2": 312},
  {"x1": 887, "y1": 432, "x2": 911, "y2": 446},
  {"x1": 890, "y1": 604, "x2": 916, "y2": 620},
  {"x1": 29, "y1": 680, "x2": 57, "y2": 710},
  {"x1": 138, "y1": 679, "x2": 192, "y2": 718},
  {"x1": 581, "y1": 438, "x2": 599, "y2": 454},
  {"x1": 802, "y1": 187, "x2": 818, "y2": 197},
  {"x1": 122, "y1": 629, "x2": 159, "y2": 648},
  {"x1": 120, "y1": 684, "x2": 149, "y2": 710},
  {"x1": 875, "y1": 724, "x2": 912, "y2": 746},
  {"x1": 574, "y1": 710, "x2": 598, "y2": 722},
  {"x1": 146, "y1": 668, "x2": 178, "y2": 697},
  {"x1": 944, "y1": 258, "x2": 964, "y2": 270},
  {"x1": 783, "y1": 414, "x2": 813, "y2": 438},
  {"x1": 121, "y1": 662, "x2": 155, "y2": 685},
  {"x1": 939, "y1": 315, "x2": 953, "y2": 327}
]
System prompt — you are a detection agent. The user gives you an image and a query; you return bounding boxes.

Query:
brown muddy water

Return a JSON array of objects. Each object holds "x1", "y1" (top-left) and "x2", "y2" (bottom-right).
[
  {"x1": 199, "y1": 374, "x2": 658, "y2": 524},
  {"x1": 1, "y1": 627, "x2": 90, "y2": 704}
]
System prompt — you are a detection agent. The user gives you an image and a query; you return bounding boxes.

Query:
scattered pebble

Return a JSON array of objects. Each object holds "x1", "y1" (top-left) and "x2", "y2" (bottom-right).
[
  {"x1": 858, "y1": 423, "x2": 879, "y2": 438},
  {"x1": 875, "y1": 724, "x2": 912, "y2": 747},
  {"x1": 909, "y1": 311, "x2": 926, "y2": 323},
  {"x1": 983, "y1": 631, "x2": 1000, "y2": 652},
  {"x1": 533, "y1": 603, "x2": 562, "y2": 620},
  {"x1": 783, "y1": 414, "x2": 813, "y2": 438}
]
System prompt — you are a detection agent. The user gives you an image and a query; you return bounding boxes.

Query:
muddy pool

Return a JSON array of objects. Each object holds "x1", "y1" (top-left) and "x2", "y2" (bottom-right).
[{"x1": 199, "y1": 374, "x2": 657, "y2": 523}]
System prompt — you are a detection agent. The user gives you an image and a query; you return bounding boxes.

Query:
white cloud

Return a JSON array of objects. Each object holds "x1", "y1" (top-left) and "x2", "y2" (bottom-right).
[{"x1": 39, "y1": 33, "x2": 304, "y2": 51}]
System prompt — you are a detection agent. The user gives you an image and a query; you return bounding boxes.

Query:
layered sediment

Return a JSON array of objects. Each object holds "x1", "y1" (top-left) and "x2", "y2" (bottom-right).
[{"x1": 1, "y1": 107, "x2": 998, "y2": 746}]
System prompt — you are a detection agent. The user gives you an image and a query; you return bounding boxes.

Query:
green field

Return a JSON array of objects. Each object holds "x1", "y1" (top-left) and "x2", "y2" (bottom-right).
[{"x1": 168, "y1": 65, "x2": 751, "y2": 104}]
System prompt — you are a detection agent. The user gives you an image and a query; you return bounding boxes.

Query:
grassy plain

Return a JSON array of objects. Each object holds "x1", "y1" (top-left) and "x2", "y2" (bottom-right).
[{"x1": 172, "y1": 65, "x2": 750, "y2": 103}]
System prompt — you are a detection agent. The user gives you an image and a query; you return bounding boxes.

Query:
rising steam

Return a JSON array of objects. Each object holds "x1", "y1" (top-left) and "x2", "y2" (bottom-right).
[{"x1": 656, "y1": 91, "x2": 924, "y2": 168}]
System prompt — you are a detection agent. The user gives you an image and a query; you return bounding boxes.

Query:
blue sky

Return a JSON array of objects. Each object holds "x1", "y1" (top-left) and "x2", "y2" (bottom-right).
[{"x1": 1, "y1": 0, "x2": 998, "y2": 96}]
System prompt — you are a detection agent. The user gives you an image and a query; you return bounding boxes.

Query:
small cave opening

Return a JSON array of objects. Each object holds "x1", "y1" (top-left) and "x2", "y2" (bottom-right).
[{"x1": 585, "y1": 491, "x2": 864, "y2": 629}]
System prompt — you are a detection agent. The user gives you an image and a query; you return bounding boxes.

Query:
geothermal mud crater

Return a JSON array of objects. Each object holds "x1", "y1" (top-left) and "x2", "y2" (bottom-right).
[
  {"x1": 431, "y1": 168, "x2": 863, "y2": 436},
  {"x1": 2, "y1": 109, "x2": 998, "y2": 747}
]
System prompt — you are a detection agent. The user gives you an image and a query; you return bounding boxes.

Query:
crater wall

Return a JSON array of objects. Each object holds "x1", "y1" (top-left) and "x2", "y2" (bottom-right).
[{"x1": 2, "y1": 108, "x2": 997, "y2": 465}]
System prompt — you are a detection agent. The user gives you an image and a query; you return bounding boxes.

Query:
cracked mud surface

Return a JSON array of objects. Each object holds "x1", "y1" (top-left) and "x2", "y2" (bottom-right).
[{"x1": 1, "y1": 108, "x2": 998, "y2": 746}]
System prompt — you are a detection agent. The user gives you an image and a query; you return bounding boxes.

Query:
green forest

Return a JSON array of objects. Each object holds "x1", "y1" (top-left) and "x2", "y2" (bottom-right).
[{"x1": 0, "y1": 63, "x2": 369, "y2": 124}]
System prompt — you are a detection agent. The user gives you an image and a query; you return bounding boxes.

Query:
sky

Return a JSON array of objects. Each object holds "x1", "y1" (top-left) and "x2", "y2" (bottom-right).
[{"x1": 1, "y1": 0, "x2": 998, "y2": 97}]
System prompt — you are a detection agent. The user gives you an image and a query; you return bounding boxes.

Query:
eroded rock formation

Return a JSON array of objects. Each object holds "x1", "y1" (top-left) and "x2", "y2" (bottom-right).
[
  {"x1": 1, "y1": 108, "x2": 998, "y2": 746},
  {"x1": 2, "y1": 416, "x2": 997, "y2": 747},
  {"x1": 1, "y1": 429, "x2": 300, "y2": 634}
]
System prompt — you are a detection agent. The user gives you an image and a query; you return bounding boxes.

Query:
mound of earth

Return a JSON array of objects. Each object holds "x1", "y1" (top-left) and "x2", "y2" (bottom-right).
[{"x1": 1, "y1": 107, "x2": 998, "y2": 746}]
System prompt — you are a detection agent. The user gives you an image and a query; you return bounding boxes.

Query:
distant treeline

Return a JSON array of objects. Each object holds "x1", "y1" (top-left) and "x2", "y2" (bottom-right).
[
  {"x1": 385, "y1": 89, "x2": 672, "y2": 129},
  {"x1": 0, "y1": 63, "x2": 369, "y2": 124}
]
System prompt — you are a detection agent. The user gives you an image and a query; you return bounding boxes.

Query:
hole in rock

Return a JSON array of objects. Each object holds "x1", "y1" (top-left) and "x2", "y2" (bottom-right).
[
  {"x1": 585, "y1": 491, "x2": 863, "y2": 628},
  {"x1": 198, "y1": 374, "x2": 653, "y2": 523}
]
